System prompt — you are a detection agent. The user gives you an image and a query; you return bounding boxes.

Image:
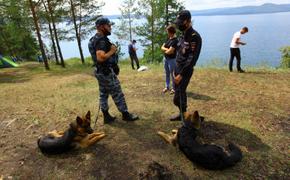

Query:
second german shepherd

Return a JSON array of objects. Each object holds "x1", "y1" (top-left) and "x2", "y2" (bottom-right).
[
  {"x1": 38, "y1": 111, "x2": 105, "y2": 154},
  {"x1": 158, "y1": 111, "x2": 242, "y2": 170}
]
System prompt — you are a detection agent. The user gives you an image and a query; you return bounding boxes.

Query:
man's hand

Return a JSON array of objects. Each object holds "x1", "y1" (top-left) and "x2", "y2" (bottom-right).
[
  {"x1": 96, "y1": 45, "x2": 117, "y2": 63},
  {"x1": 174, "y1": 74, "x2": 182, "y2": 85},
  {"x1": 110, "y1": 44, "x2": 117, "y2": 54}
]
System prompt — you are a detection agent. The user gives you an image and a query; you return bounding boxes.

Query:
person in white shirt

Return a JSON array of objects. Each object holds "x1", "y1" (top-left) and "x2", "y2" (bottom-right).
[{"x1": 229, "y1": 27, "x2": 248, "y2": 73}]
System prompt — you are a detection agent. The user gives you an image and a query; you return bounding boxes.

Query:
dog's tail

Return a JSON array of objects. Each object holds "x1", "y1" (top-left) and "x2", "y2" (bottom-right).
[{"x1": 224, "y1": 143, "x2": 243, "y2": 167}]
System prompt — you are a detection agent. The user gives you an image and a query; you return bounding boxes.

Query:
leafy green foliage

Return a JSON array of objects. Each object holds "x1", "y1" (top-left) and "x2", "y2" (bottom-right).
[
  {"x1": 136, "y1": 0, "x2": 184, "y2": 63},
  {"x1": 280, "y1": 46, "x2": 290, "y2": 68},
  {"x1": 65, "y1": 0, "x2": 104, "y2": 40},
  {"x1": 115, "y1": 0, "x2": 140, "y2": 43},
  {"x1": 0, "y1": 0, "x2": 38, "y2": 59}
]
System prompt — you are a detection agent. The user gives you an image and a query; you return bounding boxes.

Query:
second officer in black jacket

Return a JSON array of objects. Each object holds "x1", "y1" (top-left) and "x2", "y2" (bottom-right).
[{"x1": 170, "y1": 10, "x2": 202, "y2": 122}]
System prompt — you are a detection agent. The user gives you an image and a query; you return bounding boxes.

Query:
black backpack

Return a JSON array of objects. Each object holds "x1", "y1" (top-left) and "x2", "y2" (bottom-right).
[{"x1": 88, "y1": 34, "x2": 101, "y2": 66}]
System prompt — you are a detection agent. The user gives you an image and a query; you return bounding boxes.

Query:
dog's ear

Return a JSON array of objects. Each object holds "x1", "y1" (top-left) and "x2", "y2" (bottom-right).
[
  {"x1": 192, "y1": 111, "x2": 201, "y2": 129},
  {"x1": 85, "y1": 111, "x2": 91, "y2": 120},
  {"x1": 193, "y1": 111, "x2": 199, "y2": 118},
  {"x1": 76, "y1": 116, "x2": 83, "y2": 125}
]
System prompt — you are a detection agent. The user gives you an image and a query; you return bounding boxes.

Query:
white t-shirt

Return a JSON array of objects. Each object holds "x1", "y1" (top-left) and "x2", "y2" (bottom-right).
[{"x1": 230, "y1": 31, "x2": 241, "y2": 48}]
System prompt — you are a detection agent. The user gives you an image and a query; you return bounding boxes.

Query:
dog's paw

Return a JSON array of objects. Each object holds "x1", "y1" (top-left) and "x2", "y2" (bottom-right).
[
  {"x1": 157, "y1": 131, "x2": 165, "y2": 135},
  {"x1": 93, "y1": 132, "x2": 105, "y2": 136},
  {"x1": 171, "y1": 129, "x2": 178, "y2": 135},
  {"x1": 47, "y1": 130, "x2": 58, "y2": 135}
]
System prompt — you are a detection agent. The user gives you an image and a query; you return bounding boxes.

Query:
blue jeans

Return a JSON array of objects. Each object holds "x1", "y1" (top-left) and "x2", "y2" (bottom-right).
[{"x1": 164, "y1": 57, "x2": 176, "y2": 90}]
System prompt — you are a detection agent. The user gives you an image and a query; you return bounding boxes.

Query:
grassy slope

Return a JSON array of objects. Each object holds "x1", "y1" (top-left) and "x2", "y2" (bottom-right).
[{"x1": 0, "y1": 61, "x2": 289, "y2": 179}]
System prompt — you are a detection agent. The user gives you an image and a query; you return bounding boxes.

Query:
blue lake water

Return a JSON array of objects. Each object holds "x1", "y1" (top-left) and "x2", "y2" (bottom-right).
[{"x1": 59, "y1": 12, "x2": 290, "y2": 67}]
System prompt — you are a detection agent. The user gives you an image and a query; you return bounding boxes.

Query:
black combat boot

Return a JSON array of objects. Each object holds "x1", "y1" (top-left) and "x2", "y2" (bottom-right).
[
  {"x1": 169, "y1": 113, "x2": 181, "y2": 121},
  {"x1": 102, "y1": 110, "x2": 116, "y2": 124},
  {"x1": 122, "y1": 111, "x2": 139, "y2": 121},
  {"x1": 238, "y1": 69, "x2": 245, "y2": 73}
]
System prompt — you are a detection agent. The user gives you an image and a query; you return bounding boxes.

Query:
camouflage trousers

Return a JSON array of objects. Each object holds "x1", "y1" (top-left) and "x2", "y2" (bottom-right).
[{"x1": 94, "y1": 68, "x2": 128, "y2": 113}]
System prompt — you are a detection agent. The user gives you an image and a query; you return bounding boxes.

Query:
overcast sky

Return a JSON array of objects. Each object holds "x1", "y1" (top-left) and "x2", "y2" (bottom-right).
[{"x1": 101, "y1": 0, "x2": 290, "y2": 15}]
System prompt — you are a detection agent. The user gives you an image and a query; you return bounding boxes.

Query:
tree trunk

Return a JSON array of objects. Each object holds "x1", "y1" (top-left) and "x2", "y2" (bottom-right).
[
  {"x1": 47, "y1": 0, "x2": 65, "y2": 68},
  {"x1": 165, "y1": 0, "x2": 169, "y2": 26},
  {"x1": 151, "y1": 1, "x2": 155, "y2": 63},
  {"x1": 70, "y1": 0, "x2": 85, "y2": 64},
  {"x1": 42, "y1": 0, "x2": 59, "y2": 64},
  {"x1": 48, "y1": 22, "x2": 59, "y2": 64},
  {"x1": 128, "y1": 0, "x2": 132, "y2": 42},
  {"x1": 76, "y1": 34, "x2": 85, "y2": 64},
  {"x1": 28, "y1": 0, "x2": 49, "y2": 70}
]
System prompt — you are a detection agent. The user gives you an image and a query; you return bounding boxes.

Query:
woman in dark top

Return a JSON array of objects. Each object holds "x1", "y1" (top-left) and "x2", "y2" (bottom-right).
[{"x1": 161, "y1": 25, "x2": 178, "y2": 94}]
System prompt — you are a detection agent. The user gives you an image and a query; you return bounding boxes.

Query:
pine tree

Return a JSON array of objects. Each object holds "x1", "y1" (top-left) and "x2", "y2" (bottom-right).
[
  {"x1": 66, "y1": 0, "x2": 104, "y2": 64},
  {"x1": 40, "y1": 0, "x2": 60, "y2": 65},
  {"x1": 45, "y1": 0, "x2": 65, "y2": 67},
  {"x1": 115, "y1": 0, "x2": 139, "y2": 43},
  {"x1": 28, "y1": 0, "x2": 50, "y2": 70},
  {"x1": 136, "y1": 0, "x2": 184, "y2": 63}
]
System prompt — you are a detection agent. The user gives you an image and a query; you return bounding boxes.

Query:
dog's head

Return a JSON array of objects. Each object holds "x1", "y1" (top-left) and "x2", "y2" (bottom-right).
[
  {"x1": 70, "y1": 111, "x2": 94, "y2": 135},
  {"x1": 183, "y1": 111, "x2": 204, "y2": 130}
]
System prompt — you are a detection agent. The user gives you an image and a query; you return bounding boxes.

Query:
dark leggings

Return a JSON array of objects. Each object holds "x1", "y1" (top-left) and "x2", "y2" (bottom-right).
[{"x1": 229, "y1": 48, "x2": 242, "y2": 71}]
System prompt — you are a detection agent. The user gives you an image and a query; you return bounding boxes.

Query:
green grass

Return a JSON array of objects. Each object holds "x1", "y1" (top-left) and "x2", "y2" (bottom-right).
[{"x1": 0, "y1": 60, "x2": 289, "y2": 179}]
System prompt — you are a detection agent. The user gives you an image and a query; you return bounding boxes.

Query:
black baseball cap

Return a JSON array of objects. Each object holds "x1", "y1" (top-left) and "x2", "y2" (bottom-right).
[
  {"x1": 175, "y1": 10, "x2": 191, "y2": 26},
  {"x1": 95, "y1": 17, "x2": 115, "y2": 27}
]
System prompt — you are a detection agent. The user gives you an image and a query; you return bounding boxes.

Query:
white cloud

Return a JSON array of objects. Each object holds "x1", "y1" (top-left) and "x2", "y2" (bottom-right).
[
  {"x1": 101, "y1": 0, "x2": 122, "y2": 15},
  {"x1": 101, "y1": 0, "x2": 290, "y2": 15}
]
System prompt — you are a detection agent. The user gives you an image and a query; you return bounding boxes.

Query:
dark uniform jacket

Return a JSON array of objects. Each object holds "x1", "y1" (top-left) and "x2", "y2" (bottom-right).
[
  {"x1": 88, "y1": 33, "x2": 119, "y2": 75},
  {"x1": 88, "y1": 33, "x2": 117, "y2": 67},
  {"x1": 176, "y1": 27, "x2": 202, "y2": 77}
]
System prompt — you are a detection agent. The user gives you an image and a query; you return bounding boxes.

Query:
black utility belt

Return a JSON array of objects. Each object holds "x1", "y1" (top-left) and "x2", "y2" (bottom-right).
[
  {"x1": 96, "y1": 66, "x2": 113, "y2": 75},
  {"x1": 96, "y1": 65, "x2": 119, "y2": 76}
]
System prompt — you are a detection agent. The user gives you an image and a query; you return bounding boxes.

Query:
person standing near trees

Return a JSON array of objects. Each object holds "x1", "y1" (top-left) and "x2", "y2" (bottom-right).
[
  {"x1": 88, "y1": 17, "x2": 139, "y2": 124},
  {"x1": 128, "y1": 40, "x2": 140, "y2": 70},
  {"x1": 161, "y1": 24, "x2": 178, "y2": 94},
  {"x1": 229, "y1": 27, "x2": 248, "y2": 73},
  {"x1": 170, "y1": 10, "x2": 202, "y2": 121}
]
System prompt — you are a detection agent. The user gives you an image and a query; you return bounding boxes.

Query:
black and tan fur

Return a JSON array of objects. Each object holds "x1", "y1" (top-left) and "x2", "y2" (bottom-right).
[
  {"x1": 158, "y1": 111, "x2": 242, "y2": 170},
  {"x1": 37, "y1": 111, "x2": 105, "y2": 154}
]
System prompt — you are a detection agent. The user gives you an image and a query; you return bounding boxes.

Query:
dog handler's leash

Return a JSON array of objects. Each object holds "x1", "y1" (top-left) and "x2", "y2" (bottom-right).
[
  {"x1": 94, "y1": 104, "x2": 101, "y2": 130},
  {"x1": 179, "y1": 87, "x2": 184, "y2": 123}
]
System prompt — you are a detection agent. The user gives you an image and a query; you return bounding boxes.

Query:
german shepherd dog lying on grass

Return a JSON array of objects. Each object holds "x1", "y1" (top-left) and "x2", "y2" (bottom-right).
[
  {"x1": 158, "y1": 111, "x2": 242, "y2": 170},
  {"x1": 37, "y1": 111, "x2": 105, "y2": 154}
]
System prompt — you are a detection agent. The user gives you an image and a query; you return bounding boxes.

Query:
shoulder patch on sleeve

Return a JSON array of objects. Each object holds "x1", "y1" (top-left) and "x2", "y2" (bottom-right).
[{"x1": 192, "y1": 33, "x2": 196, "y2": 36}]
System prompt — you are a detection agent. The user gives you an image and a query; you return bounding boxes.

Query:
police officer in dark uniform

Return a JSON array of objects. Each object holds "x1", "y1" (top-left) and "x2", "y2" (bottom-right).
[
  {"x1": 88, "y1": 17, "x2": 139, "y2": 123},
  {"x1": 170, "y1": 10, "x2": 202, "y2": 121}
]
